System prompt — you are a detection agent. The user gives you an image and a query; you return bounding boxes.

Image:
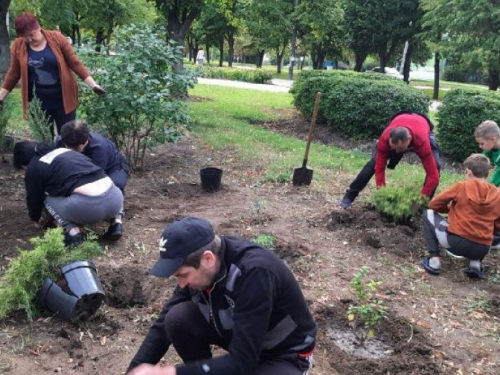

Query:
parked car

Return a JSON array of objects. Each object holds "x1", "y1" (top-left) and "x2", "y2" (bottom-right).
[{"x1": 370, "y1": 67, "x2": 408, "y2": 82}]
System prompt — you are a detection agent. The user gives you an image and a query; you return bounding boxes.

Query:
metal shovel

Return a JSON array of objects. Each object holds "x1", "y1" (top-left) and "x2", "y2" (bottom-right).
[{"x1": 293, "y1": 92, "x2": 321, "y2": 186}]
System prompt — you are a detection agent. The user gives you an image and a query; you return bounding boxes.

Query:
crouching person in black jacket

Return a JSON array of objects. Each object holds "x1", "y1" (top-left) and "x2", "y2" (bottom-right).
[
  {"x1": 127, "y1": 217, "x2": 316, "y2": 375},
  {"x1": 16, "y1": 142, "x2": 123, "y2": 246},
  {"x1": 59, "y1": 120, "x2": 129, "y2": 240}
]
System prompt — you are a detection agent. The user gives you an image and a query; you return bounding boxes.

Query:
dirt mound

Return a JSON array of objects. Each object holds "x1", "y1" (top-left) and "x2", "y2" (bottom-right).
[
  {"x1": 324, "y1": 208, "x2": 424, "y2": 258},
  {"x1": 314, "y1": 302, "x2": 442, "y2": 374},
  {"x1": 98, "y1": 264, "x2": 169, "y2": 308}
]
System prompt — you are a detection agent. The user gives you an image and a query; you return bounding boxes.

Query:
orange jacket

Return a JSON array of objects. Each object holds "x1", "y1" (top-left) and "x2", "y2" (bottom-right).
[
  {"x1": 429, "y1": 179, "x2": 500, "y2": 245},
  {"x1": 2, "y1": 29, "x2": 90, "y2": 117}
]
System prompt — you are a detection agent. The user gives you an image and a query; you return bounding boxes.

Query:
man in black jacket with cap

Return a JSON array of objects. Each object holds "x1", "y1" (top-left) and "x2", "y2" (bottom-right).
[{"x1": 127, "y1": 217, "x2": 316, "y2": 375}]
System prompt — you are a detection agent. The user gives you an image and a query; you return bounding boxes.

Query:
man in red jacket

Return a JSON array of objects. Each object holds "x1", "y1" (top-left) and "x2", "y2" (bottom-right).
[{"x1": 340, "y1": 111, "x2": 442, "y2": 209}]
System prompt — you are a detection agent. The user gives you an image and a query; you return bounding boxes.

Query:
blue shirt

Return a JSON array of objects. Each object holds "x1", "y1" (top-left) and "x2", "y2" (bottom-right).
[{"x1": 28, "y1": 44, "x2": 63, "y2": 109}]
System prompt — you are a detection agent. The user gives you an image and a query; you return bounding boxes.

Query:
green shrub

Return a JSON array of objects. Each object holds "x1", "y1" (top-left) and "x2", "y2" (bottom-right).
[
  {"x1": 0, "y1": 99, "x2": 14, "y2": 158},
  {"x1": 27, "y1": 95, "x2": 53, "y2": 143},
  {"x1": 194, "y1": 66, "x2": 273, "y2": 84},
  {"x1": 252, "y1": 234, "x2": 276, "y2": 250},
  {"x1": 437, "y1": 89, "x2": 500, "y2": 161},
  {"x1": 0, "y1": 228, "x2": 102, "y2": 320},
  {"x1": 348, "y1": 266, "x2": 387, "y2": 345},
  {"x1": 369, "y1": 185, "x2": 428, "y2": 222},
  {"x1": 291, "y1": 70, "x2": 429, "y2": 139},
  {"x1": 80, "y1": 25, "x2": 195, "y2": 171}
]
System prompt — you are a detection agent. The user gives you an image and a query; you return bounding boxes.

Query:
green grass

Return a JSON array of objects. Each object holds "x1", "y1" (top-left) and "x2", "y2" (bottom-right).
[{"x1": 188, "y1": 84, "x2": 462, "y2": 191}]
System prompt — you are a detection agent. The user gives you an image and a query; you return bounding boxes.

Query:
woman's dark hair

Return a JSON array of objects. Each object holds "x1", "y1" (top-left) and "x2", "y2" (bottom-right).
[
  {"x1": 13, "y1": 141, "x2": 56, "y2": 169},
  {"x1": 14, "y1": 12, "x2": 40, "y2": 37},
  {"x1": 13, "y1": 141, "x2": 37, "y2": 169}
]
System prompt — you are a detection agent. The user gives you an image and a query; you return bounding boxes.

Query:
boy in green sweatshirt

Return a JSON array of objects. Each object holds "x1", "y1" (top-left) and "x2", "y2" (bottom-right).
[{"x1": 475, "y1": 120, "x2": 500, "y2": 249}]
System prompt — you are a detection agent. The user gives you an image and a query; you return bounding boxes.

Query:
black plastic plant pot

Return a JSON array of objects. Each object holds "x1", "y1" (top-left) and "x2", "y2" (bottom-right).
[
  {"x1": 200, "y1": 167, "x2": 223, "y2": 192},
  {"x1": 37, "y1": 261, "x2": 105, "y2": 323}
]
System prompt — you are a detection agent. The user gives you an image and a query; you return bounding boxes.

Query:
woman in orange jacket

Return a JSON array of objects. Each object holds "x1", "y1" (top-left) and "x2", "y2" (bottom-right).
[{"x1": 0, "y1": 12, "x2": 105, "y2": 136}]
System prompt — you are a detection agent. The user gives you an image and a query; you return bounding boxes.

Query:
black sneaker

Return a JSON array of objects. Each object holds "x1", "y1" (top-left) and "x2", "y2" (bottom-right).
[
  {"x1": 64, "y1": 232, "x2": 84, "y2": 247},
  {"x1": 103, "y1": 223, "x2": 123, "y2": 241},
  {"x1": 491, "y1": 236, "x2": 500, "y2": 250},
  {"x1": 340, "y1": 197, "x2": 353, "y2": 210}
]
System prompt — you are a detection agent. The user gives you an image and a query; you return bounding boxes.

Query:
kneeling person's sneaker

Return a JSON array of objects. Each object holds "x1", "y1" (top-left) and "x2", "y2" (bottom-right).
[
  {"x1": 490, "y1": 236, "x2": 500, "y2": 250},
  {"x1": 421, "y1": 257, "x2": 440, "y2": 275},
  {"x1": 340, "y1": 197, "x2": 352, "y2": 210},
  {"x1": 65, "y1": 232, "x2": 84, "y2": 247},
  {"x1": 465, "y1": 260, "x2": 485, "y2": 280},
  {"x1": 103, "y1": 223, "x2": 123, "y2": 241}
]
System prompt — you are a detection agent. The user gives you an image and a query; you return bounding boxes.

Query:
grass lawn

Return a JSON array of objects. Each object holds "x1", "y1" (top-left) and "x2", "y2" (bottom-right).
[{"x1": 188, "y1": 84, "x2": 462, "y2": 193}]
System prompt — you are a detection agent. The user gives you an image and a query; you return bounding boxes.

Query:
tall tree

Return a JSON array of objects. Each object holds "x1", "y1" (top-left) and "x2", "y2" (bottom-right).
[
  {"x1": 0, "y1": 0, "x2": 10, "y2": 78},
  {"x1": 343, "y1": 0, "x2": 374, "y2": 71},
  {"x1": 297, "y1": 0, "x2": 344, "y2": 70},
  {"x1": 423, "y1": 0, "x2": 500, "y2": 90},
  {"x1": 245, "y1": 0, "x2": 293, "y2": 73}
]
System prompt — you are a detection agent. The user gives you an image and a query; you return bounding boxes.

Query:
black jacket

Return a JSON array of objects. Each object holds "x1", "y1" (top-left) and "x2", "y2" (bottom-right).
[
  {"x1": 128, "y1": 236, "x2": 316, "y2": 375},
  {"x1": 56, "y1": 132, "x2": 128, "y2": 175},
  {"x1": 25, "y1": 148, "x2": 105, "y2": 221}
]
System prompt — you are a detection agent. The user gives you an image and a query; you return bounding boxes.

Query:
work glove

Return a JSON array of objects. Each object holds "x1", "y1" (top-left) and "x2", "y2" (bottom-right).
[{"x1": 92, "y1": 85, "x2": 107, "y2": 96}]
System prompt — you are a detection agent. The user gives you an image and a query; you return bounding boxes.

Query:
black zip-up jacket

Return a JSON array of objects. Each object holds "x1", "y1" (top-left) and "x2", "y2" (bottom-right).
[
  {"x1": 127, "y1": 236, "x2": 316, "y2": 374},
  {"x1": 25, "y1": 148, "x2": 105, "y2": 221},
  {"x1": 56, "y1": 132, "x2": 129, "y2": 175}
]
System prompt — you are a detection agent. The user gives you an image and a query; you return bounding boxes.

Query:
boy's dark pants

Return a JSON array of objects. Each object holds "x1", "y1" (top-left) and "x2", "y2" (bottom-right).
[
  {"x1": 343, "y1": 133, "x2": 442, "y2": 202},
  {"x1": 165, "y1": 302, "x2": 313, "y2": 375},
  {"x1": 422, "y1": 209, "x2": 490, "y2": 260}
]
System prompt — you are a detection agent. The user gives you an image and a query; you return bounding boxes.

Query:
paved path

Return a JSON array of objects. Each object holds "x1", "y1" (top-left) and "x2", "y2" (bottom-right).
[
  {"x1": 197, "y1": 77, "x2": 441, "y2": 110},
  {"x1": 197, "y1": 78, "x2": 289, "y2": 93}
]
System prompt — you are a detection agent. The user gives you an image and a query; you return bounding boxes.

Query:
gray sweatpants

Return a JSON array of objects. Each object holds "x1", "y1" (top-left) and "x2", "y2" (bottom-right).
[
  {"x1": 422, "y1": 209, "x2": 490, "y2": 261},
  {"x1": 45, "y1": 184, "x2": 123, "y2": 232}
]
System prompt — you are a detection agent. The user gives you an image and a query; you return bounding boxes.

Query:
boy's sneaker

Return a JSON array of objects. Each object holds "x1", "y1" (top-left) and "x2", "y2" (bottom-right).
[
  {"x1": 490, "y1": 235, "x2": 500, "y2": 250},
  {"x1": 64, "y1": 232, "x2": 84, "y2": 247},
  {"x1": 465, "y1": 260, "x2": 485, "y2": 280},
  {"x1": 340, "y1": 197, "x2": 352, "y2": 210}
]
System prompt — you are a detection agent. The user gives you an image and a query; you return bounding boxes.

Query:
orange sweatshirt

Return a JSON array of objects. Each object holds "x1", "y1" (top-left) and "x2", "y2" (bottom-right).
[{"x1": 429, "y1": 179, "x2": 500, "y2": 245}]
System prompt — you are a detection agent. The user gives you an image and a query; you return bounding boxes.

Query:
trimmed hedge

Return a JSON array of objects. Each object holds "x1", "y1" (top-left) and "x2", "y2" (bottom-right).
[
  {"x1": 437, "y1": 89, "x2": 500, "y2": 161},
  {"x1": 193, "y1": 66, "x2": 273, "y2": 84},
  {"x1": 291, "y1": 70, "x2": 429, "y2": 139}
]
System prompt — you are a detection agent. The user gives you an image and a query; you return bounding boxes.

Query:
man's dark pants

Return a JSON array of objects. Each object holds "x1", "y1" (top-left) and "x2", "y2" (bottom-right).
[
  {"x1": 343, "y1": 133, "x2": 442, "y2": 202},
  {"x1": 165, "y1": 302, "x2": 313, "y2": 375}
]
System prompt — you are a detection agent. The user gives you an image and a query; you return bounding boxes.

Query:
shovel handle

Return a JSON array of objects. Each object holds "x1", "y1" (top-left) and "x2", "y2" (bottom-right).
[{"x1": 303, "y1": 92, "x2": 322, "y2": 162}]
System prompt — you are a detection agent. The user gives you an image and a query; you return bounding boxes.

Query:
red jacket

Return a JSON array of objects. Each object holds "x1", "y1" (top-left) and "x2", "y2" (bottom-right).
[
  {"x1": 2, "y1": 30, "x2": 90, "y2": 117},
  {"x1": 375, "y1": 113, "x2": 439, "y2": 196}
]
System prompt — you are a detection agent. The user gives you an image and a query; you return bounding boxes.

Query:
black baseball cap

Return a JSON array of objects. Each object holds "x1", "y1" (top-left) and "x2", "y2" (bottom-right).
[{"x1": 150, "y1": 217, "x2": 215, "y2": 278}]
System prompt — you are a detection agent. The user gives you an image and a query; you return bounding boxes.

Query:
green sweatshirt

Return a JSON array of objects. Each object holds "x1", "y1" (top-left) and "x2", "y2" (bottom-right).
[{"x1": 484, "y1": 149, "x2": 500, "y2": 187}]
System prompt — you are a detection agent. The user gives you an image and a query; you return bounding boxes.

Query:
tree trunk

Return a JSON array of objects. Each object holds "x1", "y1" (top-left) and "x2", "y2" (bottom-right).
[
  {"x1": 206, "y1": 44, "x2": 210, "y2": 64},
  {"x1": 488, "y1": 68, "x2": 499, "y2": 91},
  {"x1": 288, "y1": 0, "x2": 298, "y2": 80},
  {"x1": 257, "y1": 50, "x2": 265, "y2": 68},
  {"x1": 0, "y1": 1, "x2": 11, "y2": 79},
  {"x1": 227, "y1": 32, "x2": 235, "y2": 67},
  {"x1": 219, "y1": 38, "x2": 224, "y2": 67},
  {"x1": 193, "y1": 40, "x2": 199, "y2": 64},
  {"x1": 433, "y1": 52, "x2": 440, "y2": 100},
  {"x1": 95, "y1": 29, "x2": 105, "y2": 52},
  {"x1": 379, "y1": 51, "x2": 388, "y2": 73},
  {"x1": 402, "y1": 42, "x2": 413, "y2": 84},
  {"x1": 187, "y1": 35, "x2": 193, "y2": 61},
  {"x1": 276, "y1": 48, "x2": 283, "y2": 74},
  {"x1": 354, "y1": 52, "x2": 367, "y2": 72}
]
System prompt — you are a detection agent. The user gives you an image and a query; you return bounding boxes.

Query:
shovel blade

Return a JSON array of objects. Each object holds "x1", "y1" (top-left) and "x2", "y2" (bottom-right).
[{"x1": 293, "y1": 166, "x2": 313, "y2": 186}]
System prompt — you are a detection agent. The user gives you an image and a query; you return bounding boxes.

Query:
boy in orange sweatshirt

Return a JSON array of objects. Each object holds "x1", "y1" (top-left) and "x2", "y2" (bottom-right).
[{"x1": 421, "y1": 154, "x2": 500, "y2": 279}]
